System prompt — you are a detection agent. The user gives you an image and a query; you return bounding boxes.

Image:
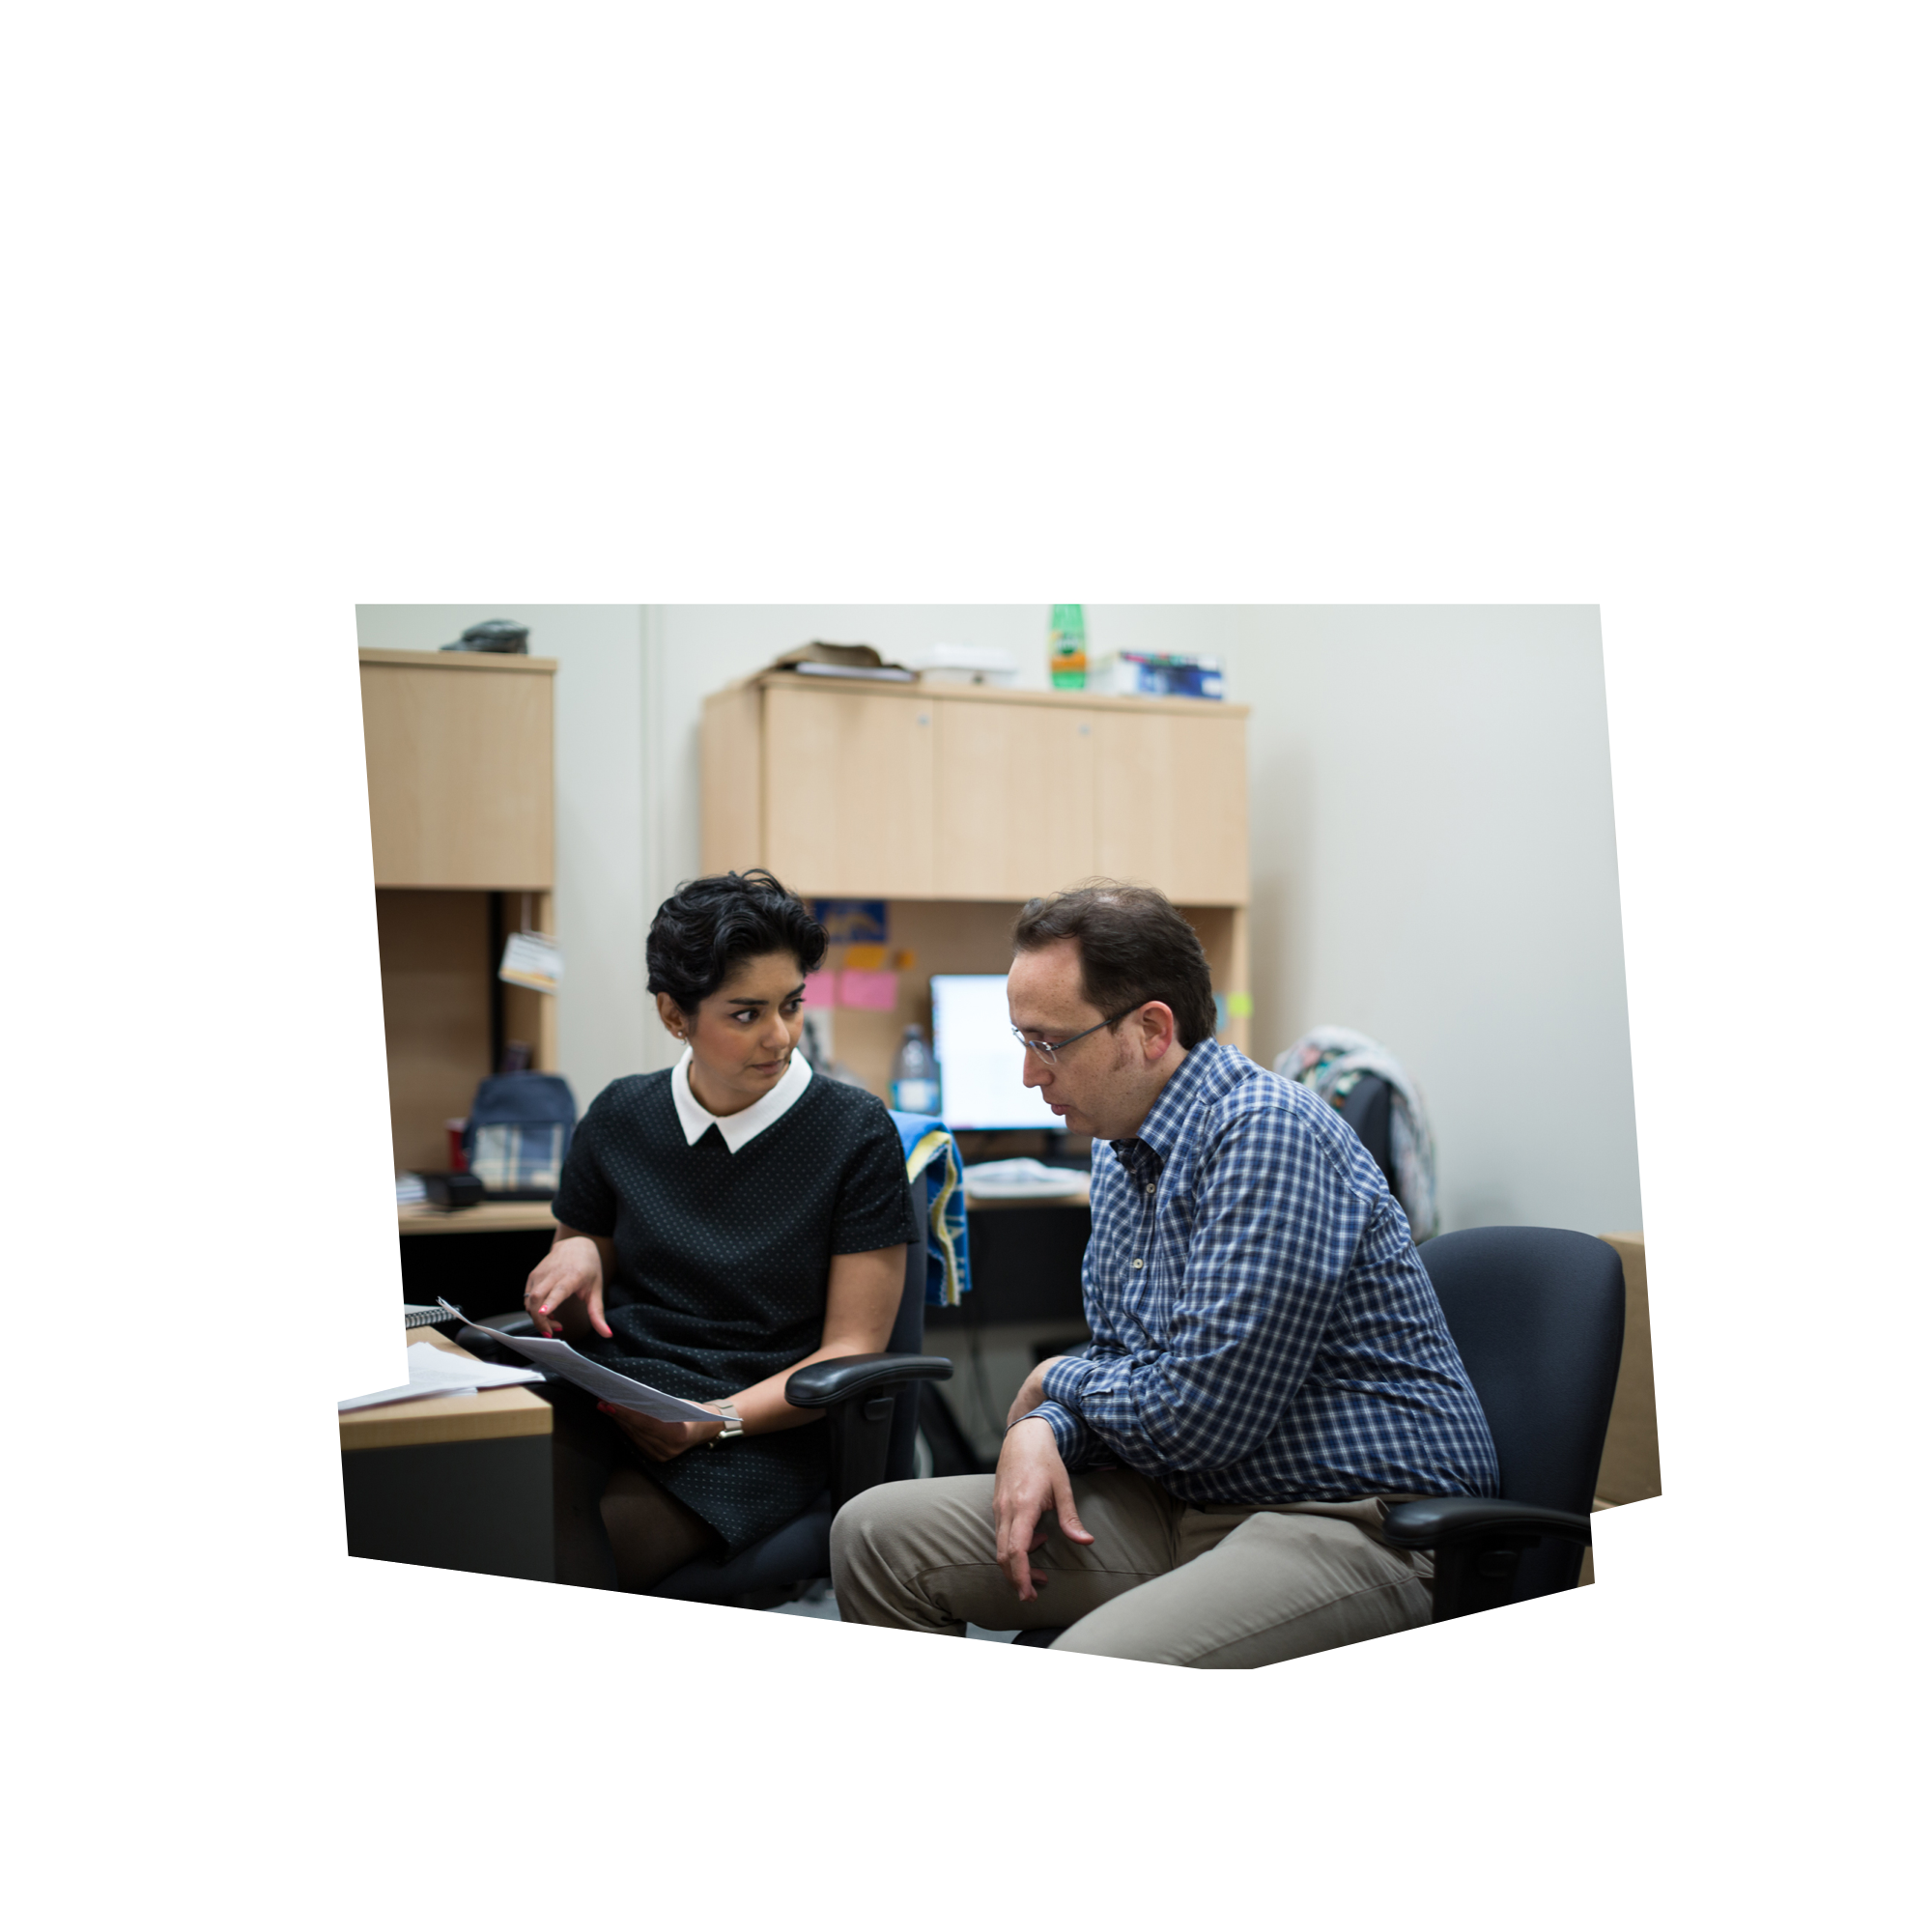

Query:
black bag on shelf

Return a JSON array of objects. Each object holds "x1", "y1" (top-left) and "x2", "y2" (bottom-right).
[{"x1": 462, "y1": 1071, "x2": 577, "y2": 1198}]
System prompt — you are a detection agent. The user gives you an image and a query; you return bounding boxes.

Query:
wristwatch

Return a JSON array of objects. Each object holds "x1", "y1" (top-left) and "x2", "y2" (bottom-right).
[{"x1": 707, "y1": 1402, "x2": 744, "y2": 1447}]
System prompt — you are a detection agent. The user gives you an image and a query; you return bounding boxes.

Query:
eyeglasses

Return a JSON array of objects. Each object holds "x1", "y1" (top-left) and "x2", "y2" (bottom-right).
[{"x1": 1010, "y1": 1007, "x2": 1139, "y2": 1064}]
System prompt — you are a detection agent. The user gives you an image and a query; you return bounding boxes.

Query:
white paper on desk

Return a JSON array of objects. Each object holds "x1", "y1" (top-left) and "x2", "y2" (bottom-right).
[
  {"x1": 405, "y1": 1341, "x2": 545, "y2": 1391},
  {"x1": 337, "y1": 1339, "x2": 549, "y2": 1410},
  {"x1": 436, "y1": 1300, "x2": 721, "y2": 1422},
  {"x1": 963, "y1": 1157, "x2": 1090, "y2": 1199},
  {"x1": 340, "y1": 1380, "x2": 478, "y2": 1411}
]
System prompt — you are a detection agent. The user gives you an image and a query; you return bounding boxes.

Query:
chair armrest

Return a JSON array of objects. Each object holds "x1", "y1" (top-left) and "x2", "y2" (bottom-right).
[
  {"x1": 1382, "y1": 1497, "x2": 1592, "y2": 1549},
  {"x1": 1386, "y1": 1497, "x2": 1594, "y2": 1623},
  {"x1": 792, "y1": 1354, "x2": 955, "y2": 1513},
  {"x1": 785, "y1": 1353, "x2": 953, "y2": 1408}
]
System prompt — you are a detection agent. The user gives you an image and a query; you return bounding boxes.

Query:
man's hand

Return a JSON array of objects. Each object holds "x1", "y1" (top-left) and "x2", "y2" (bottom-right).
[
  {"x1": 993, "y1": 1417, "x2": 1094, "y2": 1602},
  {"x1": 524, "y1": 1236, "x2": 611, "y2": 1340},
  {"x1": 1005, "y1": 1355, "x2": 1066, "y2": 1429},
  {"x1": 598, "y1": 1401, "x2": 726, "y2": 1462}
]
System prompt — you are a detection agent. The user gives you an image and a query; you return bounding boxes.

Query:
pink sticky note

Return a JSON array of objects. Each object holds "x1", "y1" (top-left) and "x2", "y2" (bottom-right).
[
  {"x1": 804, "y1": 971, "x2": 837, "y2": 1008},
  {"x1": 838, "y1": 969, "x2": 899, "y2": 1011}
]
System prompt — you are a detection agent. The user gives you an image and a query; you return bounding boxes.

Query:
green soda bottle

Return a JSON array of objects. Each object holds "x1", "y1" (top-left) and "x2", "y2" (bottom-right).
[{"x1": 1048, "y1": 604, "x2": 1087, "y2": 690}]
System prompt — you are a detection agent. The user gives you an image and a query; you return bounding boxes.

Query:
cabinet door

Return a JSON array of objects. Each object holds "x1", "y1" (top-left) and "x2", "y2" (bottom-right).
[
  {"x1": 361, "y1": 659, "x2": 554, "y2": 889},
  {"x1": 761, "y1": 684, "x2": 935, "y2": 895},
  {"x1": 934, "y1": 700, "x2": 1098, "y2": 900},
  {"x1": 1094, "y1": 709, "x2": 1249, "y2": 903}
]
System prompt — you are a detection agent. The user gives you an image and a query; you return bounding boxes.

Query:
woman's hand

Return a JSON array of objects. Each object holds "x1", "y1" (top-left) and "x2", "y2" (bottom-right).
[
  {"x1": 523, "y1": 1232, "x2": 612, "y2": 1340},
  {"x1": 598, "y1": 1401, "x2": 726, "y2": 1462}
]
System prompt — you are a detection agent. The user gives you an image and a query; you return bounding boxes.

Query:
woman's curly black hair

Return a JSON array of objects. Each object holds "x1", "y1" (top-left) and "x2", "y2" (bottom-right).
[{"x1": 645, "y1": 869, "x2": 828, "y2": 1017}]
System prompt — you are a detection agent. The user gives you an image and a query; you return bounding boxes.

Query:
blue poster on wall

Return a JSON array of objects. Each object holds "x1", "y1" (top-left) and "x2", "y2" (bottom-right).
[{"x1": 812, "y1": 899, "x2": 889, "y2": 945}]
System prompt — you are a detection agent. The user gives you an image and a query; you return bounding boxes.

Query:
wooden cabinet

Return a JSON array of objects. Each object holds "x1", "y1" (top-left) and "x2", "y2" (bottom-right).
[
  {"x1": 359, "y1": 649, "x2": 555, "y2": 890},
  {"x1": 1094, "y1": 707, "x2": 1249, "y2": 904},
  {"x1": 703, "y1": 674, "x2": 1250, "y2": 906},
  {"x1": 358, "y1": 648, "x2": 559, "y2": 1173},
  {"x1": 701, "y1": 672, "x2": 1253, "y2": 1082},
  {"x1": 935, "y1": 698, "x2": 1097, "y2": 899},
  {"x1": 760, "y1": 683, "x2": 936, "y2": 896}
]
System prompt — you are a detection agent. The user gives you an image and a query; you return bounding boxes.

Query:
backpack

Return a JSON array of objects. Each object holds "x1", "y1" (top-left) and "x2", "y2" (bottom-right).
[{"x1": 462, "y1": 1072, "x2": 578, "y2": 1197}]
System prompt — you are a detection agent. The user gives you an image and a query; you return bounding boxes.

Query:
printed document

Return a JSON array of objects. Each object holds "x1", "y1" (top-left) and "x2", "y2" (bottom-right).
[{"x1": 436, "y1": 1299, "x2": 722, "y2": 1423}]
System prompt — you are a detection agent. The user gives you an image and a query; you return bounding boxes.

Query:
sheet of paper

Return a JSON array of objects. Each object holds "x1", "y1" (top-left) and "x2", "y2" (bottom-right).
[
  {"x1": 338, "y1": 1338, "x2": 548, "y2": 1410},
  {"x1": 838, "y1": 968, "x2": 898, "y2": 1010},
  {"x1": 436, "y1": 1301, "x2": 721, "y2": 1422},
  {"x1": 963, "y1": 1156, "x2": 1091, "y2": 1199},
  {"x1": 405, "y1": 1341, "x2": 545, "y2": 1390},
  {"x1": 498, "y1": 928, "x2": 563, "y2": 993},
  {"x1": 340, "y1": 1380, "x2": 477, "y2": 1411}
]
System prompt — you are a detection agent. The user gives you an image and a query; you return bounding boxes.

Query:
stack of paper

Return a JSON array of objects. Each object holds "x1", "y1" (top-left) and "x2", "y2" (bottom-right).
[
  {"x1": 963, "y1": 1157, "x2": 1090, "y2": 1200},
  {"x1": 338, "y1": 1342, "x2": 546, "y2": 1413}
]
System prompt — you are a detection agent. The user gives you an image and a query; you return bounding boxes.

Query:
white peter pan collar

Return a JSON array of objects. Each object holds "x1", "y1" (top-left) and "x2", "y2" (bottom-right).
[{"x1": 669, "y1": 1042, "x2": 813, "y2": 1152}]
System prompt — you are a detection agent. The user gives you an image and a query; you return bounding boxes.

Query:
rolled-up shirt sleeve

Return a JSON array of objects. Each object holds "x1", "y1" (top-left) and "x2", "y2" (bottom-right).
[{"x1": 1019, "y1": 1395, "x2": 1094, "y2": 1466}]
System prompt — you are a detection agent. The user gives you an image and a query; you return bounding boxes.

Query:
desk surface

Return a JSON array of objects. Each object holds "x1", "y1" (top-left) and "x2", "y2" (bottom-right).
[
  {"x1": 398, "y1": 1200, "x2": 558, "y2": 1236},
  {"x1": 401, "y1": 1193, "x2": 1088, "y2": 1225},
  {"x1": 339, "y1": 1324, "x2": 553, "y2": 1453}
]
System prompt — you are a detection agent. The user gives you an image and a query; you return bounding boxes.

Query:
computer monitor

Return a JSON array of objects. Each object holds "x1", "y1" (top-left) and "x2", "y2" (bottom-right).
[{"x1": 929, "y1": 974, "x2": 1063, "y2": 1131}]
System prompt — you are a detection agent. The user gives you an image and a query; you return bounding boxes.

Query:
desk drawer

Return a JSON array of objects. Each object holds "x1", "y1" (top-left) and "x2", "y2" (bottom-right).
[{"x1": 342, "y1": 1435, "x2": 554, "y2": 1583}]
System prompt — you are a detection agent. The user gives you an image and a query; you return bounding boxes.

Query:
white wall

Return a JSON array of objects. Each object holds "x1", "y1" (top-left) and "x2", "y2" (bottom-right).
[
  {"x1": 1226, "y1": 607, "x2": 1641, "y2": 1236},
  {"x1": 354, "y1": 603, "x2": 1641, "y2": 1236}
]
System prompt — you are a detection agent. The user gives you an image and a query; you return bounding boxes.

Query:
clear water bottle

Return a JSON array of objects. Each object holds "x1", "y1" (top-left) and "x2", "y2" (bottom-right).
[{"x1": 891, "y1": 1024, "x2": 940, "y2": 1115}]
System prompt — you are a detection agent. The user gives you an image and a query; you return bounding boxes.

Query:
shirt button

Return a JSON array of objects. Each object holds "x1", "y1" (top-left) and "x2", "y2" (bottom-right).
[
  {"x1": 1146, "y1": 1182, "x2": 1156, "y2": 1195},
  {"x1": 1132, "y1": 1258, "x2": 1144, "y2": 1269}
]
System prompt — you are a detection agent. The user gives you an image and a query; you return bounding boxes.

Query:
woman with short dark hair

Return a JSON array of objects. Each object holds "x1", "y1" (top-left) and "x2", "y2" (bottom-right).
[{"x1": 524, "y1": 869, "x2": 918, "y2": 1591}]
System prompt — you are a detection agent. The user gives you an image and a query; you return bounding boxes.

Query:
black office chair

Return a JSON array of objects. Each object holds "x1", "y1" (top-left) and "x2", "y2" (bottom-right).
[
  {"x1": 1382, "y1": 1225, "x2": 1624, "y2": 1618},
  {"x1": 463, "y1": 1185, "x2": 952, "y2": 1606},
  {"x1": 1012, "y1": 1224, "x2": 1625, "y2": 1647},
  {"x1": 1337, "y1": 1072, "x2": 1400, "y2": 1198}
]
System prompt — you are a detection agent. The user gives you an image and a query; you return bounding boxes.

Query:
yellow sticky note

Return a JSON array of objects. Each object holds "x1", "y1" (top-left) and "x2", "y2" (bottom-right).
[
  {"x1": 843, "y1": 944, "x2": 888, "y2": 972},
  {"x1": 1227, "y1": 991, "x2": 1254, "y2": 1017}
]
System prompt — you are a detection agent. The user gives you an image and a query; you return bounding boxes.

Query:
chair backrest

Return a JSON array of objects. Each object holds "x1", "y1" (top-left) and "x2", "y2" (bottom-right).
[
  {"x1": 1337, "y1": 1072, "x2": 1398, "y2": 1195},
  {"x1": 1414, "y1": 1226, "x2": 1626, "y2": 1597},
  {"x1": 881, "y1": 1181, "x2": 930, "y2": 1481}
]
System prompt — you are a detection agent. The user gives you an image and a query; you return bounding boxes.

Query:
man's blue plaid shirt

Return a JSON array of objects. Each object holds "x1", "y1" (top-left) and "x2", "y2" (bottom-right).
[{"x1": 1031, "y1": 1039, "x2": 1499, "y2": 1504}]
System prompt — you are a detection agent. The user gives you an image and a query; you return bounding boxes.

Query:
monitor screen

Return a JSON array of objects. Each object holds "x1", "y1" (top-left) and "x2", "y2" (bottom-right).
[{"x1": 929, "y1": 974, "x2": 1063, "y2": 1131}]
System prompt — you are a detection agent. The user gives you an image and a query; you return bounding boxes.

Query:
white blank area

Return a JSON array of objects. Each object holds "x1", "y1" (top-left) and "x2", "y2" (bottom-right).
[
  {"x1": 932, "y1": 973, "x2": 1061, "y2": 1130},
  {"x1": 340, "y1": 261, "x2": 1592, "y2": 599},
  {"x1": 354, "y1": 603, "x2": 1640, "y2": 1237}
]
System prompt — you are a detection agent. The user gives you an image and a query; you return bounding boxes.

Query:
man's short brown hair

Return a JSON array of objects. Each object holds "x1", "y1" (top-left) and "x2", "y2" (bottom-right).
[{"x1": 1011, "y1": 882, "x2": 1219, "y2": 1050}]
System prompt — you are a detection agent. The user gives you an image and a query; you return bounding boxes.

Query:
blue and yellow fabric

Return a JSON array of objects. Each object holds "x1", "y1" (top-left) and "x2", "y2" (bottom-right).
[{"x1": 889, "y1": 1110, "x2": 972, "y2": 1307}]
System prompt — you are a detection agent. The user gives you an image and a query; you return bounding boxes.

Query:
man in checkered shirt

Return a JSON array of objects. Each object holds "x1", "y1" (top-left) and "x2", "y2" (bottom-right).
[{"x1": 832, "y1": 885, "x2": 1499, "y2": 1667}]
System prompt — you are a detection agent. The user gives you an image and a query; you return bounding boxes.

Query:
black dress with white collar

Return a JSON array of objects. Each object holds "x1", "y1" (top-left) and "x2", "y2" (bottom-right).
[{"x1": 550, "y1": 1066, "x2": 917, "y2": 1554}]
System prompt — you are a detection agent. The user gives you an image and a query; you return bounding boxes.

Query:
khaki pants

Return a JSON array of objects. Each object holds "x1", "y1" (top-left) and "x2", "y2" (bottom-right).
[{"x1": 831, "y1": 1468, "x2": 1435, "y2": 1668}]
